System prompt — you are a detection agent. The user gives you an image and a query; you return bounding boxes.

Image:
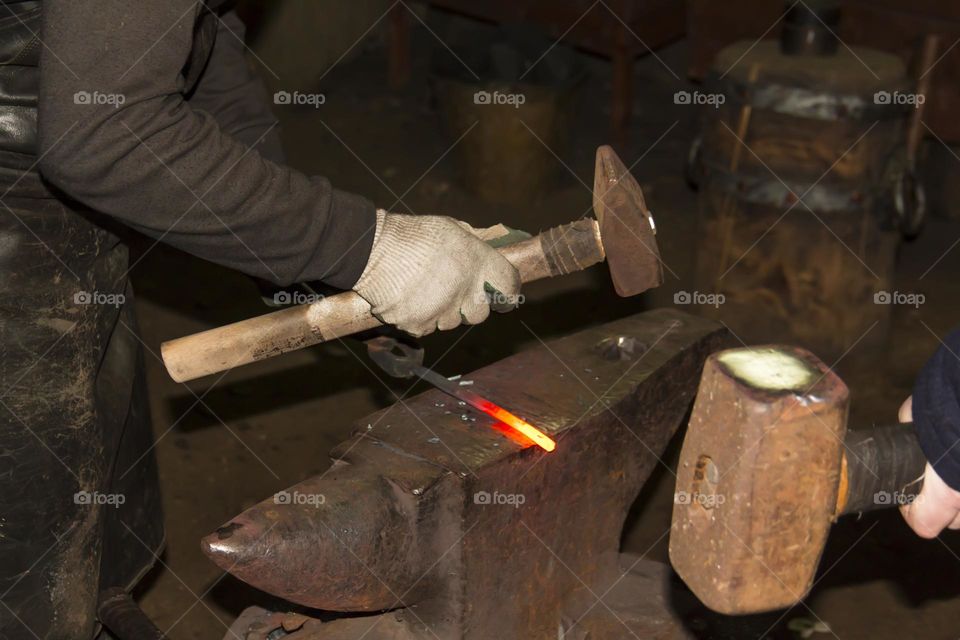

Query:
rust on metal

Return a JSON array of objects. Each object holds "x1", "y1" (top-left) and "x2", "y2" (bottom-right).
[
  {"x1": 224, "y1": 558, "x2": 717, "y2": 640},
  {"x1": 593, "y1": 145, "x2": 663, "y2": 296},
  {"x1": 204, "y1": 309, "x2": 728, "y2": 639},
  {"x1": 669, "y1": 345, "x2": 849, "y2": 615}
]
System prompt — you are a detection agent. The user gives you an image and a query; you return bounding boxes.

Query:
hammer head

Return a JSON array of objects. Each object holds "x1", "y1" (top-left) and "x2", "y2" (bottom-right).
[
  {"x1": 593, "y1": 145, "x2": 663, "y2": 297},
  {"x1": 669, "y1": 346, "x2": 849, "y2": 615}
]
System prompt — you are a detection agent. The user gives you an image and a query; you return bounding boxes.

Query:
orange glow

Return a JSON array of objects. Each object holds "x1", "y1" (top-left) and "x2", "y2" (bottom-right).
[{"x1": 476, "y1": 399, "x2": 556, "y2": 452}]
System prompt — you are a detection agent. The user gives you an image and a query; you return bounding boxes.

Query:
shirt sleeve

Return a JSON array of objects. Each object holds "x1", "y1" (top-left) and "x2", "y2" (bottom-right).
[
  {"x1": 185, "y1": 10, "x2": 286, "y2": 166},
  {"x1": 38, "y1": 0, "x2": 376, "y2": 288},
  {"x1": 912, "y1": 327, "x2": 960, "y2": 491}
]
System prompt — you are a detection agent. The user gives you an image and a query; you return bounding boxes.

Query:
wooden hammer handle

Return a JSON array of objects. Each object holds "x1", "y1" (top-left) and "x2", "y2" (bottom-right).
[
  {"x1": 161, "y1": 219, "x2": 603, "y2": 382},
  {"x1": 835, "y1": 423, "x2": 927, "y2": 516}
]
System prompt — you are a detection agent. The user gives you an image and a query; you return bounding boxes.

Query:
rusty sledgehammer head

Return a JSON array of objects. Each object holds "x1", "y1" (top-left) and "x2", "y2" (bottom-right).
[
  {"x1": 669, "y1": 346, "x2": 850, "y2": 615},
  {"x1": 593, "y1": 145, "x2": 662, "y2": 296}
]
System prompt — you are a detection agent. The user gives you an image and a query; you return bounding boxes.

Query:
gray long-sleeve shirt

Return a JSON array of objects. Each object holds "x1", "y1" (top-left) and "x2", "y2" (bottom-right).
[
  {"x1": 187, "y1": 11, "x2": 287, "y2": 166},
  {"x1": 38, "y1": 1, "x2": 376, "y2": 288}
]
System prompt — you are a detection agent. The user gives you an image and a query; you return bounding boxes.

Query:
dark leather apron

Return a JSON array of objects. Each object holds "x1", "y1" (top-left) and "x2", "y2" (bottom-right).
[{"x1": 0, "y1": 2, "x2": 221, "y2": 637}]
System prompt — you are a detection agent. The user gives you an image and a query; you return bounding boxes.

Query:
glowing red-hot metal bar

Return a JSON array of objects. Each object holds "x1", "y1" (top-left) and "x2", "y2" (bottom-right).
[
  {"x1": 473, "y1": 398, "x2": 556, "y2": 452},
  {"x1": 413, "y1": 365, "x2": 557, "y2": 452}
]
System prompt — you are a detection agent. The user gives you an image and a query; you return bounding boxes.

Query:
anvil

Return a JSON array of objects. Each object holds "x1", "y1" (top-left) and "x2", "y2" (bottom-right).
[{"x1": 205, "y1": 309, "x2": 731, "y2": 639}]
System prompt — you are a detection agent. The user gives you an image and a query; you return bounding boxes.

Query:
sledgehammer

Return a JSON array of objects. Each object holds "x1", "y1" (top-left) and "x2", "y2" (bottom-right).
[
  {"x1": 669, "y1": 345, "x2": 927, "y2": 615},
  {"x1": 161, "y1": 146, "x2": 662, "y2": 382}
]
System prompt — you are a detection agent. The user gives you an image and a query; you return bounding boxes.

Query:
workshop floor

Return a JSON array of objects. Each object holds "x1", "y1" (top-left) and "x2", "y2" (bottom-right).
[{"x1": 130, "y1": 18, "x2": 960, "y2": 640}]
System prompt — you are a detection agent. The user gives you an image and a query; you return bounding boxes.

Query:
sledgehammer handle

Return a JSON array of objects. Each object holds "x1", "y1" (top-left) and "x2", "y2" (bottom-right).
[
  {"x1": 835, "y1": 423, "x2": 926, "y2": 515},
  {"x1": 161, "y1": 219, "x2": 603, "y2": 382}
]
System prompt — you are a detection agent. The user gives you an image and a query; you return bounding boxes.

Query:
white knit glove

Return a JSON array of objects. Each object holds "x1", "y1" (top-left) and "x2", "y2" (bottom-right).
[{"x1": 353, "y1": 210, "x2": 522, "y2": 337}]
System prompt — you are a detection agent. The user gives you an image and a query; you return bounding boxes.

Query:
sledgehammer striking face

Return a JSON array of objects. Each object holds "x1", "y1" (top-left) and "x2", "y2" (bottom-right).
[{"x1": 669, "y1": 346, "x2": 850, "y2": 615}]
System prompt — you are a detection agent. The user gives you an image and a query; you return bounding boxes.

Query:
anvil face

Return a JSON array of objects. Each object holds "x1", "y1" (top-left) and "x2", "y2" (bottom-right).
[{"x1": 204, "y1": 310, "x2": 728, "y2": 639}]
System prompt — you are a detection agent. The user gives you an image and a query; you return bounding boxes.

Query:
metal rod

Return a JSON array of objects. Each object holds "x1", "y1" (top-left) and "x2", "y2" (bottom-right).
[{"x1": 412, "y1": 365, "x2": 556, "y2": 452}]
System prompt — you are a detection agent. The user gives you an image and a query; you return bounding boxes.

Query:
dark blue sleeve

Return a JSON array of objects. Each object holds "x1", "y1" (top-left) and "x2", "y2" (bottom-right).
[{"x1": 913, "y1": 328, "x2": 960, "y2": 491}]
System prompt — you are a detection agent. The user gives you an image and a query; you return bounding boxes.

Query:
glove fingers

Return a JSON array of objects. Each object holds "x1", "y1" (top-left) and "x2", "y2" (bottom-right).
[
  {"x1": 355, "y1": 213, "x2": 523, "y2": 336},
  {"x1": 457, "y1": 221, "x2": 511, "y2": 242},
  {"x1": 460, "y1": 294, "x2": 491, "y2": 325},
  {"x1": 402, "y1": 319, "x2": 437, "y2": 338},
  {"x1": 412, "y1": 325, "x2": 437, "y2": 338},
  {"x1": 458, "y1": 221, "x2": 533, "y2": 248},
  {"x1": 482, "y1": 254, "x2": 523, "y2": 314},
  {"x1": 436, "y1": 306, "x2": 463, "y2": 332},
  {"x1": 484, "y1": 283, "x2": 515, "y2": 313}
]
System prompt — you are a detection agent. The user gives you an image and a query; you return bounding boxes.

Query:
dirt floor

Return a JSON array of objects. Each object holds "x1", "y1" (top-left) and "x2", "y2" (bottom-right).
[{"x1": 130, "y1": 16, "x2": 960, "y2": 640}]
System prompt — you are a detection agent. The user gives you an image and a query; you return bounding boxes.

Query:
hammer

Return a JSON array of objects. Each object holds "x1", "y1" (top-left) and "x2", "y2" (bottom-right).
[
  {"x1": 669, "y1": 345, "x2": 926, "y2": 615},
  {"x1": 160, "y1": 146, "x2": 662, "y2": 382}
]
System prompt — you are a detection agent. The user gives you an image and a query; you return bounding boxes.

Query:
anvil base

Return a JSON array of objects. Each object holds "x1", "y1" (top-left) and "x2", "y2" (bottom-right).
[{"x1": 223, "y1": 556, "x2": 700, "y2": 639}]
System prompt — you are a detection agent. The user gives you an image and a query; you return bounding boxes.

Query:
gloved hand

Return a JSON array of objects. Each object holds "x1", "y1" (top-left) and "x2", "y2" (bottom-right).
[
  {"x1": 898, "y1": 396, "x2": 960, "y2": 538},
  {"x1": 353, "y1": 210, "x2": 522, "y2": 337}
]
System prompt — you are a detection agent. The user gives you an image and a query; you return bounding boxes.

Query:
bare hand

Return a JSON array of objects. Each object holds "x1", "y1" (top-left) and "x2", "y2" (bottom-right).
[{"x1": 898, "y1": 396, "x2": 960, "y2": 538}]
